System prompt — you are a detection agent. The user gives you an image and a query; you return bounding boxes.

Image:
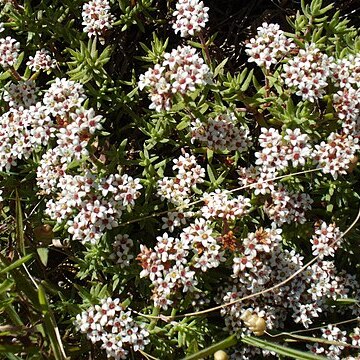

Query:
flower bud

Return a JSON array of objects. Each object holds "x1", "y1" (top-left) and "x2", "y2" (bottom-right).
[{"x1": 214, "y1": 350, "x2": 229, "y2": 360}]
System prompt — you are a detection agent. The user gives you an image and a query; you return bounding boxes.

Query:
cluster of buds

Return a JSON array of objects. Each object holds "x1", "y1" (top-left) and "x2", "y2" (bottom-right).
[
  {"x1": 190, "y1": 112, "x2": 252, "y2": 152},
  {"x1": 240, "y1": 310, "x2": 267, "y2": 336},
  {"x1": 138, "y1": 45, "x2": 212, "y2": 112},
  {"x1": 282, "y1": 43, "x2": 333, "y2": 102},
  {"x1": 82, "y1": 0, "x2": 114, "y2": 43},
  {"x1": 245, "y1": 22, "x2": 295, "y2": 69},
  {"x1": 75, "y1": 298, "x2": 149, "y2": 359},
  {"x1": 172, "y1": 0, "x2": 209, "y2": 38}
]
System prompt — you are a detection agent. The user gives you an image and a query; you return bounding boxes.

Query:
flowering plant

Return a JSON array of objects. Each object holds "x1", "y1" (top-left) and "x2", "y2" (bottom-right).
[{"x1": 0, "y1": 0, "x2": 359, "y2": 359}]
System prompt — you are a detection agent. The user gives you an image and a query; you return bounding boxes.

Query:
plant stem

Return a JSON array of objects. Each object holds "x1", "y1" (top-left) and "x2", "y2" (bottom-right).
[
  {"x1": 198, "y1": 32, "x2": 211, "y2": 65},
  {"x1": 9, "y1": 66, "x2": 22, "y2": 81},
  {"x1": 148, "y1": 306, "x2": 161, "y2": 330}
]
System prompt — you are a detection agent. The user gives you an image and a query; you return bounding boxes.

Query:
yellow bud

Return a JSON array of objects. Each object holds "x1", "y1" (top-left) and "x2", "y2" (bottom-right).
[
  {"x1": 240, "y1": 310, "x2": 252, "y2": 322},
  {"x1": 214, "y1": 350, "x2": 229, "y2": 360},
  {"x1": 244, "y1": 314, "x2": 258, "y2": 328},
  {"x1": 252, "y1": 317, "x2": 266, "y2": 336}
]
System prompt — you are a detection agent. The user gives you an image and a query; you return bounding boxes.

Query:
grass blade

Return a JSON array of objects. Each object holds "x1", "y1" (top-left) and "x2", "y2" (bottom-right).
[
  {"x1": 0, "y1": 254, "x2": 33, "y2": 275},
  {"x1": 38, "y1": 285, "x2": 67, "y2": 360},
  {"x1": 181, "y1": 335, "x2": 237, "y2": 360},
  {"x1": 242, "y1": 336, "x2": 327, "y2": 360},
  {"x1": 15, "y1": 189, "x2": 25, "y2": 255}
]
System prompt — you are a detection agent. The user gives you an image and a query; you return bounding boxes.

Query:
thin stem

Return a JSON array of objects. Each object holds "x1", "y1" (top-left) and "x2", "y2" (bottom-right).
[
  {"x1": 198, "y1": 32, "x2": 211, "y2": 65},
  {"x1": 9, "y1": 66, "x2": 22, "y2": 81},
  {"x1": 148, "y1": 306, "x2": 160, "y2": 330}
]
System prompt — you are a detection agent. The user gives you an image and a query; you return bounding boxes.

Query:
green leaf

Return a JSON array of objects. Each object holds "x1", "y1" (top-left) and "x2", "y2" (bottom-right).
[
  {"x1": 37, "y1": 248, "x2": 49, "y2": 267},
  {"x1": 0, "y1": 70, "x2": 11, "y2": 80},
  {"x1": 0, "y1": 279, "x2": 14, "y2": 294},
  {"x1": 242, "y1": 337, "x2": 327, "y2": 360},
  {"x1": 329, "y1": 298, "x2": 358, "y2": 305},
  {"x1": 0, "y1": 254, "x2": 33, "y2": 275},
  {"x1": 240, "y1": 69, "x2": 254, "y2": 92},
  {"x1": 14, "y1": 52, "x2": 24, "y2": 71},
  {"x1": 0, "y1": 344, "x2": 33, "y2": 353},
  {"x1": 176, "y1": 119, "x2": 190, "y2": 131},
  {"x1": 213, "y1": 58, "x2": 228, "y2": 78},
  {"x1": 206, "y1": 148, "x2": 213, "y2": 164},
  {"x1": 206, "y1": 164, "x2": 216, "y2": 184}
]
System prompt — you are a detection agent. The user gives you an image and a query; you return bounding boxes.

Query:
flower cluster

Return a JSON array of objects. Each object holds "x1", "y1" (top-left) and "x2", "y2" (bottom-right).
[
  {"x1": 157, "y1": 152, "x2": 205, "y2": 206},
  {"x1": 282, "y1": 43, "x2": 333, "y2": 102},
  {"x1": 137, "y1": 218, "x2": 225, "y2": 309},
  {"x1": 201, "y1": 189, "x2": 251, "y2": 221},
  {"x1": 245, "y1": 22, "x2": 295, "y2": 69},
  {"x1": 45, "y1": 172, "x2": 142, "y2": 244},
  {"x1": 314, "y1": 132, "x2": 360, "y2": 179},
  {"x1": 307, "y1": 325, "x2": 348, "y2": 359},
  {"x1": 255, "y1": 127, "x2": 312, "y2": 172},
  {"x1": 331, "y1": 53, "x2": 360, "y2": 90},
  {"x1": 75, "y1": 298, "x2": 149, "y2": 359},
  {"x1": 333, "y1": 87, "x2": 360, "y2": 135},
  {"x1": 310, "y1": 221, "x2": 342, "y2": 258},
  {"x1": 350, "y1": 327, "x2": 360, "y2": 347},
  {"x1": 237, "y1": 165, "x2": 276, "y2": 196},
  {"x1": 219, "y1": 228, "x2": 359, "y2": 347},
  {"x1": 0, "y1": 105, "x2": 55, "y2": 172},
  {"x1": 36, "y1": 106, "x2": 103, "y2": 193},
  {"x1": 82, "y1": 0, "x2": 114, "y2": 43},
  {"x1": 264, "y1": 184, "x2": 313, "y2": 225},
  {"x1": 232, "y1": 227, "x2": 282, "y2": 279},
  {"x1": 172, "y1": 0, "x2": 209, "y2": 38},
  {"x1": 3, "y1": 80, "x2": 38, "y2": 108},
  {"x1": 138, "y1": 45, "x2": 212, "y2": 111},
  {"x1": 43, "y1": 77, "x2": 86, "y2": 117},
  {"x1": 190, "y1": 112, "x2": 252, "y2": 152},
  {"x1": 331, "y1": 54, "x2": 360, "y2": 136},
  {"x1": 109, "y1": 234, "x2": 134, "y2": 268},
  {"x1": 0, "y1": 36, "x2": 20, "y2": 68},
  {"x1": 26, "y1": 48, "x2": 57, "y2": 72},
  {"x1": 161, "y1": 210, "x2": 191, "y2": 232}
]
